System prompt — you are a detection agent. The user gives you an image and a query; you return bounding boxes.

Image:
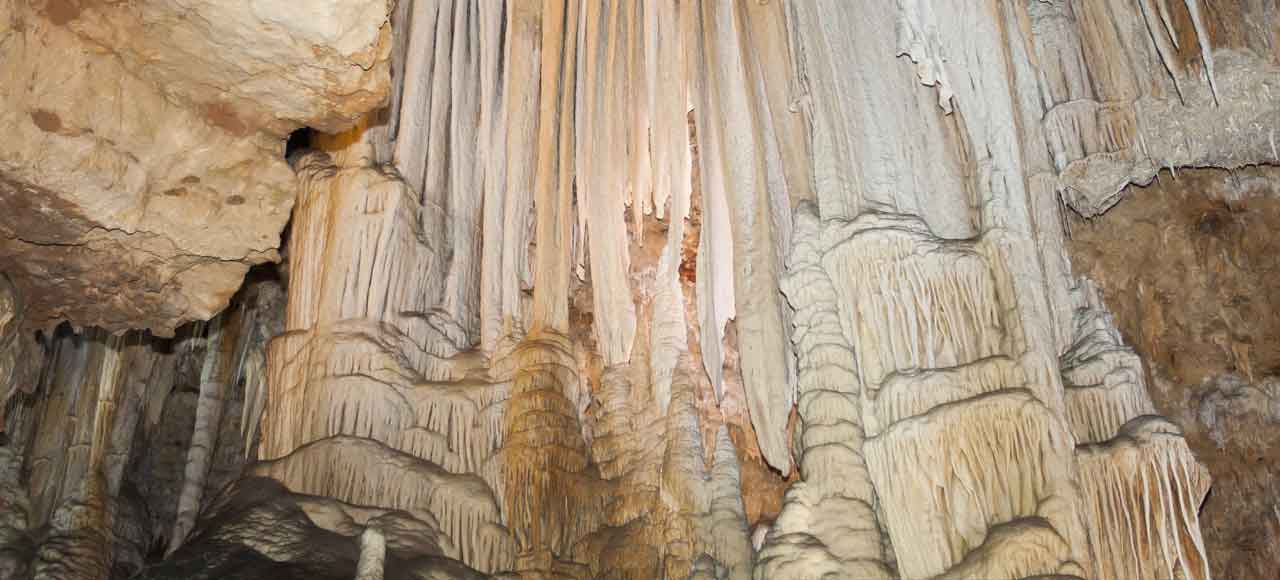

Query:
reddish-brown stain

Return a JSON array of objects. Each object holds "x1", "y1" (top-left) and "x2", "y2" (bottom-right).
[
  {"x1": 204, "y1": 102, "x2": 250, "y2": 137},
  {"x1": 181, "y1": 175, "x2": 201, "y2": 185},
  {"x1": 225, "y1": 194, "x2": 246, "y2": 206},
  {"x1": 163, "y1": 188, "x2": 186, "y2": 197},
  {"x1": 44, "y1": 0, "x2": 83, "y2": 26},
  {"x1": 29, "y1": 109, "x2": 63, "y2": 133}
]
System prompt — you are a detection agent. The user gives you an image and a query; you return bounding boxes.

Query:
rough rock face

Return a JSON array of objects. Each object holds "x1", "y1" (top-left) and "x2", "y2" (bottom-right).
[
  {"x1": 2, "y1": 0, "x2": 1278, "y2": 579},
  {"x1": 1069, "y1": 166, "x2": 1280, "y2": 580},
  {"x1": 0, "y1": 0, "x2": 392, "y2": 335}
]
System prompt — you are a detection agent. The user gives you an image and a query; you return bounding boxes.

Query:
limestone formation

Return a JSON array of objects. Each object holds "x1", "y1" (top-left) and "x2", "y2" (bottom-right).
[
  {"x1": 0, "y1": 0, "x2": 392, "y2": 335},
  {"x1": 4, "y1": 0, "x2": 1276, "y2": 578}
]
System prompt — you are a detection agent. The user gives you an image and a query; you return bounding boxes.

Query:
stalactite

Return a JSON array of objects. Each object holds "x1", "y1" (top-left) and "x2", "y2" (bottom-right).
[
  {"x1": 1077, "y1": 418, "x2": 1212, "y2": 580},
  {"x1": 498, "y1": 0, "x2": 542, "y2": 343},
  {"x1": 1181, "y1": 0, "x2": 1219, "y2": 104},
  {"x1": 1138, "y1": 0, "x2": 1190, "y2": 100},
  {"x1": 690, "y1": 0, "x2": 795, "y2": 473},
  {"x1": 478, "y1": 0, "x2": 512, "y2": 353},
  {"x1": 239, "y1": 347, "x2": 267, "y2": 460},
  {"x1": 787, "y1": 0, "x2": 975, "y2": 238},
  {"x1": 577, "y1": 0, "x2": 638, "y2": 367},
  {"x1": 644, "y1": 0, "x2": 693, "y2": 413},
  {"x1": 168, "y1": 315, "x2": 230, "y2": 554},
  {"x1": 531, "y1": 0, "x2": 580, "y2": 336},
  {"x1": 689, "y1": 0, "x2": 737, "y2": 404},
  {"x1": 0, "y1": 274, "x2": 34, "y2": 434}
]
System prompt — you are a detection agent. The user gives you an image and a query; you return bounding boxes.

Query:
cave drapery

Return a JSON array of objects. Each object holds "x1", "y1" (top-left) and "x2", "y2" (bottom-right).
[{"x1": 2, "y1": 0, "x2": 1278, "y2": 579}]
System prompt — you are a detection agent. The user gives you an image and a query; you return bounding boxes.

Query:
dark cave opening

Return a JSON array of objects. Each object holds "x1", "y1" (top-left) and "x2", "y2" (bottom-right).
[{"x1": 284, "y1": 127, "x2": 315, "y2": 167}]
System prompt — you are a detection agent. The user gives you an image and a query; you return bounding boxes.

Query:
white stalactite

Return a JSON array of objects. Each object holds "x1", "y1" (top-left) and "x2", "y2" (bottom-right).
[
  {"x1": 691, "y1": 0, "x2": 795, "y2": 473},
  {"x1": 169, "y1": 315, "x2": 231, "y2": 554}
]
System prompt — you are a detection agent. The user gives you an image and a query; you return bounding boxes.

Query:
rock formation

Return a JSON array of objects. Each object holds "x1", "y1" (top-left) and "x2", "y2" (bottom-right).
[
  {"x1": 0, "y1": 0, "x2": 390, "y2": 335},
  {"x1": 2, "y1": 0, "x2": 1277, "y2": 578}
]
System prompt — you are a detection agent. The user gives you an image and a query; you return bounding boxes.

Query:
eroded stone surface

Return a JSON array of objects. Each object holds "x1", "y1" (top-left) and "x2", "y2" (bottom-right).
[{"x1": 0, "y1": 0, "x2": 391, "y2": 335}]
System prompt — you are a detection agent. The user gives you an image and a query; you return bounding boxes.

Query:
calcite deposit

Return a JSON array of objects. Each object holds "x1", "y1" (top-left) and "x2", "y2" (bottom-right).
[{"x1": 2, "y1": 0, "x2": 1278, "y2": 579}]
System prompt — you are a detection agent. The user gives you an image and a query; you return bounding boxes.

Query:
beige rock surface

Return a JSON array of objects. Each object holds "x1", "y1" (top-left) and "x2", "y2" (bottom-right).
[{"x1": 0, "y1": 0, "x2": 391, "y2": 335}]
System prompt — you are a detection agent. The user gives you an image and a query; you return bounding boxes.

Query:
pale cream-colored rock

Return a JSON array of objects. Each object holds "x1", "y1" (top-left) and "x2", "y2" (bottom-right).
[
  {"x1": 0, "y1": 0, "x2": 391, "y2": 335},
  {"x1": 44, "y1": 0, "x2": 393, "y2": 135}
]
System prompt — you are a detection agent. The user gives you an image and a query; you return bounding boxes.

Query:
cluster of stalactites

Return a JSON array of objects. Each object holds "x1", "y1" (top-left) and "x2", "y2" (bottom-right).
[
  {"x1": 261, "y1": 154, "x2": 520, "y2": 574},
  {"x1": 0, "y1": 275, "x2": 283, "y2": 579},
  {"x1": 1063, "y1": 282, "x2": 1213, "y2": 580},
  {"x1": 268, "y1": 139, "x2": 767, "y2": 576},
  {"x1": 1027, "y1": 0, "x2": 1279, "y2": 217},
  {"x1": 378, "y1": 0, "x2": 802, "y2": 473}
]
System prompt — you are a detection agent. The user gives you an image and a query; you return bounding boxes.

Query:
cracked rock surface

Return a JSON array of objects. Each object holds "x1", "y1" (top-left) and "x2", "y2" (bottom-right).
[{"x1": 0, "y1": 0, "x2": 391, "y2": 335}]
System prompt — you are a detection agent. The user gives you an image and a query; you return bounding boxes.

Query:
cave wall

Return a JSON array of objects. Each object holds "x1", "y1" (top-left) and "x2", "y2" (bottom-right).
[
  {"x1": 1, "y1": 0, "x2": 1278, "y2": 579},
  {"x1": 1, "y1": 274, "x2": 282, "y2": 579},
  {"x1": 1069, "y1": 166, "x2": 1280, "y2": 580}
]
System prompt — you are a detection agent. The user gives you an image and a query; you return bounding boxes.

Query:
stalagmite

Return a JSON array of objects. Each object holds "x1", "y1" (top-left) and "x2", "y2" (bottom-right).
[
  {"x1": 706, "y1": 428, "x2": 753, "y2": 580},
  {"x1": 491, "y1": 332, "x2": 598, "y2": 561},
  {"x1": 354, "y1": 526, "x2": 386, "y2": 580},
  {"x1": 168, "y1": 314, "x2": 229, "y2": 554},
  {"x1": 766, "y1": 203, "x2": 892, "y2": 580}
]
